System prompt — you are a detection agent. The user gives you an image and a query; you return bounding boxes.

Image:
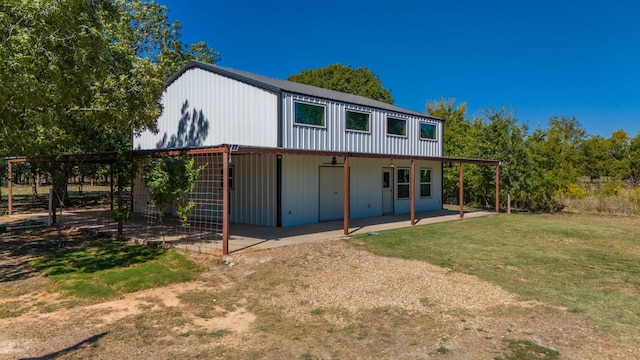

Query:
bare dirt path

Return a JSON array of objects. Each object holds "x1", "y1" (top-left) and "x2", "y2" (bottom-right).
[{"x1": 1, "y1": 237, "x2": 638, "y2": 359}]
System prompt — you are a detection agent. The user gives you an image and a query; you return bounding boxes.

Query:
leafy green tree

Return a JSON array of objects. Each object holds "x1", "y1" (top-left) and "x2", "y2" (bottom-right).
[
  {"x1": 427, "y1": 98, "x2": 476, "y2": 203},
  {"x1": 607, "y1": 130, "x2": 633, "y2": 180},
  {"x1": 0, "y1": 0, "x2": 219, "y2": 224},
  {"x1": 526, "y1": 116, "x2": 585, "y2": 201},
  {"x1": 0, "y1": 0, "x2": 219, "y2": 159},
  {"x1": 629, "y1": 132, "x2": 640, "y2": 187},
  {"x1": 474, "y1": 106, "x2": 535, "y2": 209},
  {"x1": 577, "y1": 136, "x2": 611, "y2": 181},
  {"x1": 288, "y1": 64, "x2": 394, "y2": 104},
  {"x1": 144, "y1": 155, "x2": 204, "y2": 227}
]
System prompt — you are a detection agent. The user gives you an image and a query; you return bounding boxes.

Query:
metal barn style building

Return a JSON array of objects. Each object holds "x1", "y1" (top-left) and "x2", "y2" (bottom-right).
[{"x1": 132, "y1": 61, "x2": 500, "y2": 252}]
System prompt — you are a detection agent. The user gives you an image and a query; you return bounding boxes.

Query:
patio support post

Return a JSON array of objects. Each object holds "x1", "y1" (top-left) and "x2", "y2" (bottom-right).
[
  {"x1": 495, "y1": 163, "x2": 500, "y2": 213},
  {"x1": 222, "y1": 149, "x2": 230, "y2": 255},
  {"x1": 343, "y1": 156, "x2": 350, "y2": 235},
  {"x1": 7, "y1": 161, "x2": 12, "y2": 216},
  {"x1": 51, "y1": 163, "x2": 57, "y2": 224},
  {"x1": 459, "y1": 162, "x2": 464, "y2": 219},
  {"x1": 410, "y1": 159, "x2": 415, "y2": 225}
]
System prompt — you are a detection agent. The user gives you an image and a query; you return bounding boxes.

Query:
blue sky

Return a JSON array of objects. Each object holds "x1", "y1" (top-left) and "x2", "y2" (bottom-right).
[{"x1": 158, "y1": 0, "x2": 640, "y2": 138}]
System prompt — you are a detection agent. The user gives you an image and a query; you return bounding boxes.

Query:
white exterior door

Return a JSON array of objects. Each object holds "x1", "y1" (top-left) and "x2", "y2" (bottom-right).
[
  {"x1": 319, "y1": 167, "x2": 344, "y2": 221},
  {"x1": 382, "y1": 168, "x2": 394, "y2": 214}
]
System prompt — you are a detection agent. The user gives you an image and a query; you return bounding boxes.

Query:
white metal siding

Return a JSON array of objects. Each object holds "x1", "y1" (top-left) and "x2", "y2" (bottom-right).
[
  {"x1": 349, "y1": 158, "x2": 385, "y2": 218},
  {"x1": 281, "y1": 93, "x2": 443, "y2": 157},
  {"x1": 281, "y1": 155, "x2": 323, "y2": 226},
  {"x1": 280, "y1": 156, "x2": 443, "y2": 227},
  {"x1": 230, "y1": 154, "x2": 277, "y2": 227},
  {"x1": 134, "y1": 68, "x2": 278, "y2": 150}
]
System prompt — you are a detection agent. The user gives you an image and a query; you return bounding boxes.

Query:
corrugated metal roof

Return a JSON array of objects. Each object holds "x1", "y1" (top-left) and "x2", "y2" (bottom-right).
[{"x1": 169, "y1": 61, "x2": 441, "y2": 121}]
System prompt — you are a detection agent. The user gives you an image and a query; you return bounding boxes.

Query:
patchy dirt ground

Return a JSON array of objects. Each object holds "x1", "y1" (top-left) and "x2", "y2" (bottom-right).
[{"x1": 1, "y1": 230, "x2": 639, "y2": 359}]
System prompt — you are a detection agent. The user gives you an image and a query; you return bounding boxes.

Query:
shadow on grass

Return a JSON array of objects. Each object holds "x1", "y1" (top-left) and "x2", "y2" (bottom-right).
[
  {"x1": 0, "y1": 227, "x2": 162, "y2": 282},
  {"x1": 31, "y1": 240, "x2": 164, "y2": 276},
  {"x1": 20, "y1": 332, "x2": 108, "y2": 360}
]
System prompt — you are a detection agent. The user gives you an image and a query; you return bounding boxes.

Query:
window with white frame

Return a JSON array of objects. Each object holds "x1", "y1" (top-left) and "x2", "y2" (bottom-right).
[
  {"x1": 387, "y1": 117, "x2": 407, "y2": 136},
  {"x1": 397, "y1": 168, "x2": 410, "y2": 199},
  {"x1": 294, "y1": 101, "x2": 325, "y2": 127},
  {"x1": 420, "y1": 122, "x2": 437, "y2": 140},
  {"x1": 346, "y1": 110, "x2": 370, "y2": 132},
  {"x1": 420, "y1": 168, "x2": 431, "y2": 197}
]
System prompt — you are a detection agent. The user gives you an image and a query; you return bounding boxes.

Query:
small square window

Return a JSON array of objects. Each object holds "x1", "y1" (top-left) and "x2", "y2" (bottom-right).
[
  {"x1": 420, "y1": 123, "x2": 437, "y2": 140},
  {"x1": 346, "y1": 110, "x2": 370, "y2": 132},
  {"x1": 387, "y1": 117, "x2": 407, "y2": 136},
  {"x1": 295, "y1": 102, "x2": 325, "y2": 127}
]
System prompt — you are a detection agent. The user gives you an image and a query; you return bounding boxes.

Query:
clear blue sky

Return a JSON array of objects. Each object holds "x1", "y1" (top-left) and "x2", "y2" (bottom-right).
[{"x1": 158, "y1": 0, "x2": 640, "y2": 138}]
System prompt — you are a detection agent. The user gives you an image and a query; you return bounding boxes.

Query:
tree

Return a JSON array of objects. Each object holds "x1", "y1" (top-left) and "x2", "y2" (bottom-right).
[
  {"x1": 427, "y1": 98, "x2": 476, "y2": 203},
  {"x1": 474, "y1": 106, "x2": 536, "y2": 209},
  {"x1": 0, "y1": 0, "x2": 219, "y2": 159},
  {"x1": 628, "y1": 133, "x2": 640, "y2": 187},
  {"x1": 607, "y1": 130, "x2": 633, "y2": 180},
  {"x1": 288, "y1": 64, "x2": 394, "y2": 104},
  {"x1": 577, "y1": 136, "x2": 611, "y2": 181},
  {"x1": 1, "y1": 0, "x2": 219, "y2": 228},
  {"x1": 526, "y1": 116, "x2": 585, "y2": 199},
  {"x1": 144, "y1": 155, "x2": 204, "y2": 228}
]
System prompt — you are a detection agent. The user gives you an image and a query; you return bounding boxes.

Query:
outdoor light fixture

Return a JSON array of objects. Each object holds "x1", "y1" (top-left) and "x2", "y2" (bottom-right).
[{"x1": 331, "y1": 156, "x2": 337, "y2": 166}]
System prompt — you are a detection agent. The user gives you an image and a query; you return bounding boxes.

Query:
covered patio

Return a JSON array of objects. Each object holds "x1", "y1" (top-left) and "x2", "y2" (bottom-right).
[
  {"x1": 4, "y1": 145, "x2": 500, "y2": 255},
  {"x1": 0, "y1": 207, "x2": 494, "y2": 254}
]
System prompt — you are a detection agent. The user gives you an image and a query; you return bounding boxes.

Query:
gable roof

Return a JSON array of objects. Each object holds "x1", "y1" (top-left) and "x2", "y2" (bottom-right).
[{"x1": 169, "y1": 61, "x2": 441, "y2": 121}]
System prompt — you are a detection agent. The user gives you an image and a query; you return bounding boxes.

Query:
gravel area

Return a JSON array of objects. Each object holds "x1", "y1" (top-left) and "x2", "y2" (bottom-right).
[{"x1": 1, "y1": 234, "x2": 640, "y2": 359}]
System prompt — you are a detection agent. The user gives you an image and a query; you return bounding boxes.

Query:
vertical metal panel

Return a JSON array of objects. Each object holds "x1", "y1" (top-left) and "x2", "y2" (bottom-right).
[
  {"x1": 230, "y1": 154, "x2": 277, "y2": 227},
  {"x1": 281, "y1": 93, "x2": 443, "y2": 157},
  {"x1": 281, "y1": 155, "x2": 324, "y2": 226},
  {"x1": 134, "y1": 68, "x2": 278, "y2": 150},
  {"x1": 348, "y1": 158, "x2": 385, "y2": 219}
]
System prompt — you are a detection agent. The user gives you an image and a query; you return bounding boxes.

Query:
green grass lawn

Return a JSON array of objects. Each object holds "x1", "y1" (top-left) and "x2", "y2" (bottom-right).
[
  {"x1": 30, "y1": 241, "x2": 203, "y2": 300},
  {"x1": 346, "y1": 213, "x2": 640, "y2": 345}
]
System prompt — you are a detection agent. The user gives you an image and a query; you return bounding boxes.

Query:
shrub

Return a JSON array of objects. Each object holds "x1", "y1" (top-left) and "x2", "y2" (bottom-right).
[
  {"x1": 559, "y1": 183, "x2": 587, "y2": 199},
  {"x1": 598, "y1": 182, "x2": 622, "y2": 197}
]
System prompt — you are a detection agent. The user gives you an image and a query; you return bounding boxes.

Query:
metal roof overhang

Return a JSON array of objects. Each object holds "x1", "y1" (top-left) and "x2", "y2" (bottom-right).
[
  {"x1": 7, "y1": 145, "x2": 499, "y2": 166},
  {"x1": 131, "y1": 145, "x2": 499, "y2": 166}
]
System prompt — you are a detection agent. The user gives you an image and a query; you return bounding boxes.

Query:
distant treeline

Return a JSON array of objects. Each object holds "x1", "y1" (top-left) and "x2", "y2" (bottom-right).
[{"x1": 430, "y1": 100, "x2": 639, "y2": 212}]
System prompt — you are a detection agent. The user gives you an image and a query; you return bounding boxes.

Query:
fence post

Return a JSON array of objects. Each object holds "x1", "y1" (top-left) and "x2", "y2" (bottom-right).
[{"x1": 7, "y1": 161, "x2": 12, "y2": 216}]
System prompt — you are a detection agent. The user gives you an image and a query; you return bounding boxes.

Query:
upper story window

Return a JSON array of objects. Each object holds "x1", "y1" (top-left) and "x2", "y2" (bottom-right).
[
  {"x1": 295, "y1": 101, "x2": 325, "y2": 127},
  {"x1": 420, "y1": 122, "x2": 437, "y2": 140},
  {"x1": 346, "y1": 110, "x2": 370, "y2": 132},
  {"x1": 387, "y1": 117, "x2": 407, "y2": 137}
]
